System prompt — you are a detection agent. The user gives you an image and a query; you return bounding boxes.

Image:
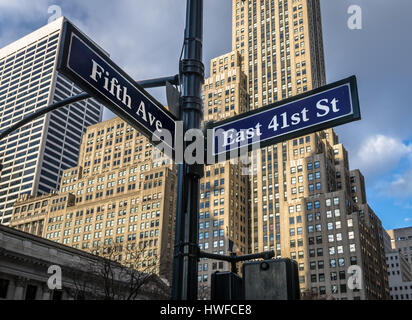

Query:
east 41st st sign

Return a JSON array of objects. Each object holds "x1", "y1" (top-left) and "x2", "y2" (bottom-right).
[{"x1": 207, "y1": 76, "x2": 361, "y2": 163}]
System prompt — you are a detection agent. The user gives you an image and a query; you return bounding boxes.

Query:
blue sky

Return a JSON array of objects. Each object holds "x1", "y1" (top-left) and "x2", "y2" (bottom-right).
[{"x1": 0, "y1": 0, "x2": 411, "y2": 230}]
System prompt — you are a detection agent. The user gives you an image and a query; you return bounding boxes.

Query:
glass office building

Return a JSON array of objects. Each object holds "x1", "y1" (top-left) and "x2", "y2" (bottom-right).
[{"x1": 0, "y1": 17, "x2": 103, "y2": 225}]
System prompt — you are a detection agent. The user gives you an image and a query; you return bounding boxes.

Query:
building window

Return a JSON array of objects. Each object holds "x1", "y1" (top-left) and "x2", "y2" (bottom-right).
[
  {"x1": 52, "y1": 290, "x2": 63, "y2": 301},
  {"x1": 319, "y1": 273, "x2": 325, "y2": 282},
  {"x1": 25, "y1": 285, "x2": 38, "y2": 300},
  {"x1": 350, "y1": 256, "x2": 357, "y2": 265},
  {"x1": 0, "y1": 279, "x2": 9, "y2": 298}
]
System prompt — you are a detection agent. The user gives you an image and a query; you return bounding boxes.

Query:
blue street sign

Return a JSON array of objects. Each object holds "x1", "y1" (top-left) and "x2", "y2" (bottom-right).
[
  {"x1": 57, "y1": 19, "x2": 176, "y2": 152},
  {"x1": 208, "y1": 76, "x2": 360, "y2": 160}
]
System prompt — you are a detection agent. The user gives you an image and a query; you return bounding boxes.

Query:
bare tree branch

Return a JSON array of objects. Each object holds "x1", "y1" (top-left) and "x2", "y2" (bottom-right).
[{"x1": 70, "y1": 242, "x2": 169, "y2": 300}]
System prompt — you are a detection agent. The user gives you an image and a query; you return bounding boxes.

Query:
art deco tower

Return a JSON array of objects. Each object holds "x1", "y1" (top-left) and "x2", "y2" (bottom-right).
[{"x1": 231, "y1": 0, "x2": 388, "y2": 299}]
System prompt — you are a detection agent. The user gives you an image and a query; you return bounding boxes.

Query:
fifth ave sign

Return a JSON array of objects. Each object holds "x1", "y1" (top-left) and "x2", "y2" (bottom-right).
[
  {"x1": 57, "y1": 19, "x2": 177, "y2": 154},
  {"x1": 207, "y1": 76, "x2": 361, "y2": 161}
]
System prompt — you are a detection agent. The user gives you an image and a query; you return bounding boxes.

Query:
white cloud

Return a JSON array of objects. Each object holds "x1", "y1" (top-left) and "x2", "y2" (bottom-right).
[
  {"x1": 387, "y1": 169, "x2": 412, "y2": 198},
  {"x1": 0, "y1": 0, "x2": 49, "y2": 17},
  {"x1": 394, "y1": 201, "x2": 412, "y2": 210},
  {"x1": 351, "y1": 134, "x2": 412, "y2": 177},
  {"x1": 0, "y1": 0, "x2": 51, "y2": 49}
]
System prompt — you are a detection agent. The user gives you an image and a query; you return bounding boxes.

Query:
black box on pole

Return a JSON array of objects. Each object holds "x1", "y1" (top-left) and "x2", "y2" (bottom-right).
[
  {"x1": 211, "y1": 272, "x2": 243, "y2": 300},
  {"x1": 242, "y1": 259, "x2": 300, "y2": 300}
]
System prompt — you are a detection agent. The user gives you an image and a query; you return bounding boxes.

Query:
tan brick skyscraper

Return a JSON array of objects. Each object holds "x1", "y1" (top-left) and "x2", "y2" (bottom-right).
[
  {"x1": 11, "y1": 117, "x2": 177, "y2": 283},
  {"x1": 231, "y1": 0, "x2": 389, "y2": 299},
  {"x1": 196, "y1": 51, "x2": 249, "y2": 295}
]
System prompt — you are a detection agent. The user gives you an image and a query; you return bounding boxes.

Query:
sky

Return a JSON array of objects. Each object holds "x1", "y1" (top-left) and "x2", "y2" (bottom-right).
[{"x1": 0, "y1": 0, "x2": 411, "y2": 230}]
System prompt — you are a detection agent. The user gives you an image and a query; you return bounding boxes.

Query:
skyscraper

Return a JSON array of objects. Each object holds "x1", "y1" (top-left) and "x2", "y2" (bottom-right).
[
  {"x1": 387, "y1": 227, "x2": 412, "y2": 267},
  {"x1": 231, "y1": 0, "x2": 389, "y2": 299},
  {"x1": 0, "y1": 17, "x2": 103, "y2": 225},
  {"x1": 197, "y1": 51, "x2": 249, "y2": 295},
  {"x1": 233, "y1": 0, "x2": 325, "y2": 108},
  {"x1": 385, "y1": 227, "x2": 412, "y2": 300}
]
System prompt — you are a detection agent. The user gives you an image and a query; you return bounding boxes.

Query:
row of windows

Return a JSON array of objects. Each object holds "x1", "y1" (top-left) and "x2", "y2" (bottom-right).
[
  {"x1": 200, "y1": 189, "x2": 225, "y2": 199},
  {"x1": 200, "y1": 199, "x2": 225, "y2": 209},
  {"x1": 0, "y1": 32, "x2": 58, "y2": 67},
  {"x1": 200, "y1": 179, "x2": 225, "y2": 189},
  {"x1": 199, "y1": 219, "x2": 224, "y2": 229},
  {"x1": 198, "y1": 240, "x2": 225, "y2": 250},
  {"x1": 0, "y1": 43, "x2": 57, "y2": 85},
  {"x1": 199, "y1": 229, "x2": 225, "y2": 239},
  {"x1": 288, "y1": 198, "x2": 340, "y2": 214},
  {"x1": 0, "y1": 74, "x2": 53, "y2": 126},
  {"x1": 199, "y1": 209, "x2": 227, "y2": 219},
  {"x1": 48, "y1": 228, "x2": 161, "y2": 242}
]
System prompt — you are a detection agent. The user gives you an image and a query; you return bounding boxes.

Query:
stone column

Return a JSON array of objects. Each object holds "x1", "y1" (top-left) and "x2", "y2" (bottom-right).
[
  {"x1": 42, "y1": 286, "x2": 51, "y2": 300},
  {"x1": 13, "y1": 277, "x2": 27, "y2": 300}
]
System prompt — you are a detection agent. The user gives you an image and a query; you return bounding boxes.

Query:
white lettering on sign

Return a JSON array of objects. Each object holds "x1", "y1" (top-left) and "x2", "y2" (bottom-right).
[
  {"x1": 316, "y1": 98, "x2": 340, "y2": 117},
  {"x1": 90, "y1": 60, "x2": 132, "y2": 109},
  {"x1": 268, "y1": 108, "x2": 309, "y2": 132},
  {"x1": 89, "y1": 60, "x2": 162, "y2": 132},
  {"x1": 218, "y1": 96, "x2": 343, "y2": 150},
  {"x1": 266, "y1": 98, "x2": 340, "y2": 133},
  {"x1": 222, "y1": 123, "x2": 263, "y2": 147}
]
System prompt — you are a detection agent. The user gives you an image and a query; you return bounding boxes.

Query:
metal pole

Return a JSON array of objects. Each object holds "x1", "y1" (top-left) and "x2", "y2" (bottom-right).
[
  {"x1": 137, "y1": 75, "x2": 179, "y2": 89},
  {"x1": 172, "y1": 0, "x2": 204, "y2": 300},
  {"x1": 0, "y1": 92, "x2": 91, "y2": 142},
  {"x1": 198, "y1": 250, "x2": 275, "y2": 263},
  {"x1": 233, "y1": 251, "x2": 275, "y2": 262}
]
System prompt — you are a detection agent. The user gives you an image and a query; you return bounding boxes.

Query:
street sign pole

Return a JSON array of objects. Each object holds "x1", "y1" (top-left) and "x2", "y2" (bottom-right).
[{"x1": 172, "y1": 0, "x2": 204, "y2": 300}]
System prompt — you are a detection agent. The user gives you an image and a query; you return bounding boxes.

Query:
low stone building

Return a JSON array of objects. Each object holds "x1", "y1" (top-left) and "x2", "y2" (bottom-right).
[{"x1": 0, "y1": 225, "x2": 170, "y2": 300}]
